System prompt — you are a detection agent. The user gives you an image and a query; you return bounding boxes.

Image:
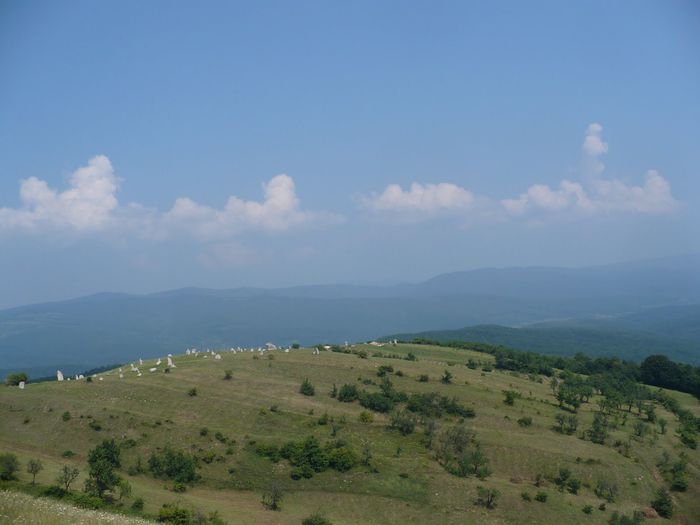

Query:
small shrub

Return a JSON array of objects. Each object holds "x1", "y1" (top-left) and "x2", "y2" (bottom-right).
[
  {"x1": 300, "y1": 378, "x2": 315, "y2": 396},
  {"x1": 567, "y1": 478, "x2": 581, "y2": 494},
  {"x1": 187, "y1": 387, "x2": 197, "y2": 397},
  {"x1": 302, "y1": 512, "x2": 332, "y2": 525},
  {"x1": 72, "y1": 493, "x2": 104, "y2": 509},
  {"x1": 358, "y1": 411, "x2": 374, "y2": 423},
  {"x1": 517, "y1": 416, "x2": 532, "y2": 427},
  {"x1": 521, "y1": 491, "x2": 531, "y2": 501},
  {"x1": 582, "y1": 504, "x2": 593, "y2": 514},
  {"x1": 172, "y1": 481, "x2": 187, "y2": 492},
  {"x1": 651, "y1": 487, "x2": 673, "y2": 518},
  {"x1": 224, "y1": 369, "x2": 233, "y2": 380},
  {"x1": 389, "y1": 409, "x2": 416, "y2": 436},
  {"x1": 476, "y1": 486, "x2": 499, "y2": 509},
  {"x1": 535, "y1": 491, "x2": 548, "y2": 502},
  {"x1": 337, "y1": 384, "x2": 359, "y2": 402},
  {"x1": 359, "y1": 391, "x2": 394, "y2": 413},
  {"x1": 5, "y1": 372, "x2": 28, "y2": 385},
  {"x1": 328, "y1": 446, "x2": 357, "y2": 472},
  {"x1": 377, "y1": 365, "x2": 394, "y2": 377},
  {"x1": 61, "y1": 411, "x2": 71, "y2": 421},
  {"x1": 148, "y1": 447, "x2": 198, "y2": 484},
  {"x1": 418, "y1": 374, "x2": 429, "y2": 382},
  {"x1": 0, "y1": 453, "x2": 19, "y2": 481},
  {"x1": 262, "y1": 483, "x2": 284, "y2": 510},
  {"x1": 158, "y1": 503, "x2": 193, "y2": 523},
  {"x1": 595, "y1": 479, "x2": 618, "y2": 503},
  {"x1": 441, "y1": 370, "x2": 453, "y2": 384},
  {"x1": 503, "y1": 390, "x2": 518, "y2": 406},
  {"x1": 131, "y1": 497, "x2": 145, "y2": 511}
]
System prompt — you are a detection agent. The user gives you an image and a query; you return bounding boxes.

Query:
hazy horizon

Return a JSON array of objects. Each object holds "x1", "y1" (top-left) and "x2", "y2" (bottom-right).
[{"x1": 2, "y1": 1, "x2": 699, "y2": 308}]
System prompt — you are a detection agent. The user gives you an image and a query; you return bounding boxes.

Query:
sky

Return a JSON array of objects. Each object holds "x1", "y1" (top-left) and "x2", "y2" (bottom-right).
[{"x1": 1, "y1": 1, "x2": 699, "y2": 308}]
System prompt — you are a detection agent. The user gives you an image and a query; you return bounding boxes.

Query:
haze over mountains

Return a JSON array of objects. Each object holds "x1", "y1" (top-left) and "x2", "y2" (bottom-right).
[{"x1": 1, "y1": 254, "x2": 699, "y2": 377}]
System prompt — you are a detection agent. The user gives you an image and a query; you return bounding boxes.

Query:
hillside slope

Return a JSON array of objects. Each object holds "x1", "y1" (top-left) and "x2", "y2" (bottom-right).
[
  {"x1": 1, "y1": 343, "x2": 698, "y2": 524},
  {"x1": 383, "y1": 318, "x2": 700, "y2": 365}
]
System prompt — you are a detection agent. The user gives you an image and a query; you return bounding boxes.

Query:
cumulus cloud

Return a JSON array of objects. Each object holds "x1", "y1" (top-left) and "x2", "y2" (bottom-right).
[
  {"x1": 501, "y1": 123, "x2": 678, "y2": 217},
  {"x1": 502, "y1": 180, "x2": 591, "y2": 215},
  {"x1": 363, "y1": 124, "x2": 677, "y2": 222},
  {"x1": 163, "y1": 174, "x2": 316, "y2": 239},
  {"x1": 590, "y1": 170, "x2": 677, "y2": 214},
  {"x1": 363, "y1": 182, "x2": 475, "y2": 213},
  {"x1": 0, "y1": 159, "x2": 329, "y2": 239},
  {"x1": 582, "y1": 122, "x2": 608, "y2": 175},
  {"x1": 0, "y1": 155, "x2": 119, "y2": 232}
]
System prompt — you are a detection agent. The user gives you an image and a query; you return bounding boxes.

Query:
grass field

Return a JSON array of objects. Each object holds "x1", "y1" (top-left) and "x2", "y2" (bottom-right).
[{"x1": 1, "y1": 343, "x2": 698, "y2": 524}]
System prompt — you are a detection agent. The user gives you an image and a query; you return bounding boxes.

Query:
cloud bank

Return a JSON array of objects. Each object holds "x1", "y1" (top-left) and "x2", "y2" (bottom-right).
[
  {"x1": 363, "y1": 182, "x2": 475, "y2": 213},
  {"x1": 500, "y1": 123, "x2": 678, "y2": 216},
  {"x1": 0, "y1": 161, "x2": 327, "y2": 240},
  {"x1": 0, "y1": 123, "x2": 680, "y2": 247},
  {"x1": 365, "y1": 123, "x2": 678, "y2": 221}
]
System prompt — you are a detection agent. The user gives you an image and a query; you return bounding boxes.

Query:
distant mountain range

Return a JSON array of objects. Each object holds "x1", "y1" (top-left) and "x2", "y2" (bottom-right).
[{"x1": 1, "y1": 254, "x2": 699, "y2": 376}]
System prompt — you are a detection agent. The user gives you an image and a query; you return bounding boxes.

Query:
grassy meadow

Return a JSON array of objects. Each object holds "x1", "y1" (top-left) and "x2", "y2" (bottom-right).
[{"x1": 0, "y1": 343, "x2": 698, "y2": 524}]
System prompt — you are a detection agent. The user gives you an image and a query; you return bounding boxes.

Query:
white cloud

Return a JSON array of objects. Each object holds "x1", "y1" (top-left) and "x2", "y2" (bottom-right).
[
  {"x1": 164, "y1": 174, "x2": 313, "y2": 239},
  {"x1": 501, "y1": 123, "x2": 678, "y2": 217},
  {"x1": 582, "y1": 123, "x2": 608, "y2": 156},
  {"x1": 502, "y1": 171, "x2": 677, "y2": 216},
  {"x1": 0, "y1": 160, "x2": 331, "y2": 240},
  {"x1": 590, "y1": 170, "x2": 677, "y2": 214},
  {"x1": 502, "y1": 180, "x2": 591, "y2": 215},
  {"x1": 582, "y1": 122, "x2": 608, "y2": 174},
  {"x1": 363, "y1": 182, "x2": 475, "y2": 213},
  {"x1": 0, "y1": 155, "x2": 119, "y2": 232}
]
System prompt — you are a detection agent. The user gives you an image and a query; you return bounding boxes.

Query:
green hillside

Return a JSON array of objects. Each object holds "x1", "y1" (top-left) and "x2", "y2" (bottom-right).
[
  {"x1": 1, "y1": 343, "x2": 699, "y2": 524},
  {"x1": 383, "y1": 324, "x2": 700, "y2": 365}
]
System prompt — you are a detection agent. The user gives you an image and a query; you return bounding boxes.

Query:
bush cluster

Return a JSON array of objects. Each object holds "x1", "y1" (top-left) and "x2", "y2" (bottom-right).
[
  {"x1": 148, "y1": 447, "x2": 198, "y2": 486},
  {"x1": 255, "y1": 436, "x2": 357, "y2": 479}
]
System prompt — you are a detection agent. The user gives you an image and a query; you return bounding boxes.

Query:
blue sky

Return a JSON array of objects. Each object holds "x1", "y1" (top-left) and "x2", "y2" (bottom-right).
[{"x1": 1, "y1": 1, "x2": 699, "y2": 307}]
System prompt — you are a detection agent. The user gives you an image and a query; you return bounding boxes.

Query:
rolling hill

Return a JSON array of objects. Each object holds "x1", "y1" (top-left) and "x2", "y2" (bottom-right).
[{"x1": 1, "y1": 343, "x2": 699, "y2": 524}]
